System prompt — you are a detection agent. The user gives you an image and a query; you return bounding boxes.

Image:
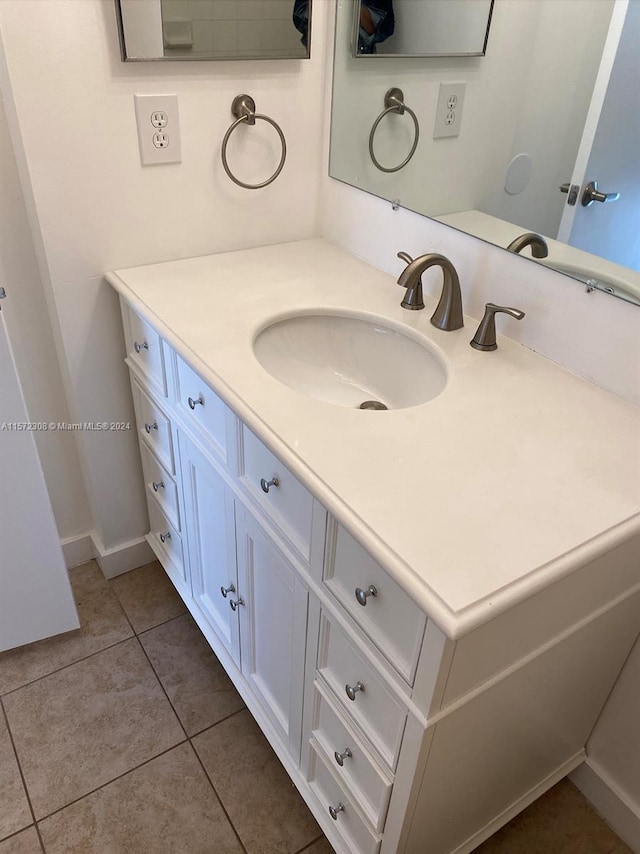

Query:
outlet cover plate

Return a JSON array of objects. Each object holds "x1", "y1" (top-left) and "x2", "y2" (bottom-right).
[
  {"x1": 134, "y1": 94, "x2": 181, "y2": 165},
  {"x1": 433, "y1": 83, "x2": 466, "y2": 139}
]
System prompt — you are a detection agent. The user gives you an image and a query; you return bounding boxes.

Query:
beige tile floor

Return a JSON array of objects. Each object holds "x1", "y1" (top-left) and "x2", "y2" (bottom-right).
[{"x1": 0, "y1": 560, "x2": 633, "y2": 854}]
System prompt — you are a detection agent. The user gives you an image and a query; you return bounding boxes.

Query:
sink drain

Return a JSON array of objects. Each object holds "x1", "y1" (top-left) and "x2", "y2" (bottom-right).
[{"x1": 359, "y1": 400, "x2": 388, "y2": 411}]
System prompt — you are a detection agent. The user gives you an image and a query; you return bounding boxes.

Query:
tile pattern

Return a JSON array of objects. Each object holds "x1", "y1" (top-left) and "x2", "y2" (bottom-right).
[
  {"x1": 140, "y1": 613, "x2": 244, "y2": 736},
  {"x1": 110, "y1": 560, "x2": 186, "y2": 633},
  {"x1": 0, "y1": 711, "x2": 31, "y2": 840},
  {"x1": 0, "y1": 561, "x2": 132, "y2": 695},
  {"x1": 0, "y1": 560, "x2": 633, "y2": 854}
]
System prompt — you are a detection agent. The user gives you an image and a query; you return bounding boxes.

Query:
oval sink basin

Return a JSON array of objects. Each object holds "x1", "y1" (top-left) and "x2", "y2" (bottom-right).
[{"x1": 253, "y1": 312, "x2": 447, "y2": 409}]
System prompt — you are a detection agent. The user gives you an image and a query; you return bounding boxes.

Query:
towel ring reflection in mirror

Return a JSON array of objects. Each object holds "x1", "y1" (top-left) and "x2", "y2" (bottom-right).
[
  {"x1": 368, "y1": 88, "x2": 420, "y2": 174},
  {"x1": 221, "y1": 94, "x2": 287, "y2": 190}
]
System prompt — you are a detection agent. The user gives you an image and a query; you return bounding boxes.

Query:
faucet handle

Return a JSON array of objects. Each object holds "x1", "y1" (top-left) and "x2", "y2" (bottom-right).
[
  {"x1": 470, "y1": 303, "x2": 525, "y2": 352},
  {"x1": 397, "y1": 251, "x2": 414, "y2": 267}
]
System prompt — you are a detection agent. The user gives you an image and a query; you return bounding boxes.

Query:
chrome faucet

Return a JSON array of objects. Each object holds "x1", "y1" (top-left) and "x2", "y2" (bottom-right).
[
  {"x1": 506, "y1": 232, "x2": 549, "y2": 258},
  {"x1": 396, "y1": 252, "x2": 464, "y2": 331}
]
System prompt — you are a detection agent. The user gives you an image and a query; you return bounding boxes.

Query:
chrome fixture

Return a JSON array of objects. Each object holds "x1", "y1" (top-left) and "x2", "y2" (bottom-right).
[
  {"x1": 144, "y1": 421, "x2": 158, "y2": 433},
  {"x1": 329, "y1": 802, "x2": 345, "y2": 821},
  {"x1": 345, "y1": 680, "x2": 365, "y2": 701},
  {"x1": 506, "y1": 233, "x2": 549, "y2": 259},
  {"x1": 355, "y1": 585, "x2": 377, "y2": 606},
  {"x1": 260, "y1": 476, "x2": 279, "y2": 493},
  {"x1": 581, "y1": 180, "x2": 620, "y2": 207},
  {"x1": 220, "y1": 583, "x2": 236, "y2": 598},
  {"x1": 134, "y1": 340, "x2": 148, "y2": 353},
  {"x1": 470, "y1": 303, "x2": 525, "y2": 352},
  {"x1": 559, "y1": 182, "x2": 579, "y2": 206},
  {"x1": 159, "y1": 532, "x2": 171, "y2": 543},
  {"x1": 334, "y1": 747, "x2": 353, "y2": 767},
  {"x1": 221, "y1": 95, "x2": 287, "y2": 190},
  {"x1": 397, "y1": 252, "x2": 464, "y2": 331},
  {"x1": 152, "y1": 480, "x2": 164, "y2": 492},
  {"x1": 229, "y1": 596, "x2": 244, "y2": 611},
  {"x1": 369, "y1": 88, "x2": 420, "y2": 173},
  {"x1": 188, "y1": 394, "x2": 204, "y2": 410}
]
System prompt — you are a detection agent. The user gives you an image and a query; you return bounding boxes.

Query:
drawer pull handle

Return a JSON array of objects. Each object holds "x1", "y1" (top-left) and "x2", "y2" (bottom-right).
[
  {"x1": 345, "y1": 681, "x2": 364, "y2": 701},
  {"x1": 188, "y1": 394, "x2": 204, "y2": 410},
  {"x1": 144, "y1": 422, "x2": 158, "y2": 434},
  {"x1": 355, "y1": 585, "x2": 377, "y2": 606},
  {"x1": 159, "y1": 532, "x2": 171, "y2": 543},
  {"x1": 329, "y1": 802, "x2": 345, "y2": 821},
  {"x1": 220, "y1": 583, "x2": 236, "y2": 598},
  {"x1": 133, "y1": 340, "x2": 149, "y2": 354},
  {"x1": 229, "y1": 597, "x2": 244, "y2": 611},
  {"x1": 260, "y1": 477, "x2": 279, "y2": 493},
  {"x1": 152, "y1": 480, "x2": 165, "y2": 492},
  {"x1": 334, "y1": 748, "x2": 353, "y2": 767}
]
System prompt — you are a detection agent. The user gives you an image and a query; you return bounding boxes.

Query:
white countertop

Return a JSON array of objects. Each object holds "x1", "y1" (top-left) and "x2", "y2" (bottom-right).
[{"x1": 107, "y1": 239, "x2": 640, "y2": 638}]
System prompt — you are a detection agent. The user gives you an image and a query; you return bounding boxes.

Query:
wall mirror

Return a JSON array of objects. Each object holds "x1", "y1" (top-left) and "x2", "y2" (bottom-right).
[
  {"x1": 330, "y1": 0, "x2": 640, "y2": 308},
  {"x1": 116, "y1": 0, "x2": 311, "y2": 61},
  {"x1": 352, "y1": 0, "x2": 493, "y2": 57}
]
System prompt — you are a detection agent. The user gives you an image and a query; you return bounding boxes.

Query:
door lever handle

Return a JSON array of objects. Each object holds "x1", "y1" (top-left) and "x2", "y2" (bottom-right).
[{"x1": 582, "y1": 181, "x2": 620, "y2": 207}]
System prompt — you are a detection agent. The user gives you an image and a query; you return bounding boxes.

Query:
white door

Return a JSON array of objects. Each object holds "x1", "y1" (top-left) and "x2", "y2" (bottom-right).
[
  {"x1": 558, "y1": 0, "x2": 639, "y2": 269},
  {"x1": 0, "y1": 296, "x2": 79, "y2": 651},
  {"x1": 236, "y1": 504, "x2": 309, "y2": 759},
  {"x1": 178, "y1": 430, "x2": 240, "y2": 665}
]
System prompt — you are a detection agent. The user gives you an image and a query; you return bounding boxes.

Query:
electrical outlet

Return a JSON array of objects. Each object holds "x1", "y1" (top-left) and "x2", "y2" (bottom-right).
[
  {"x1": 134, "y1": 95, "x2": 181, "y2": 165},
  {"x1": 434, "y1": 83, "x2": 466, "y2": 139}
]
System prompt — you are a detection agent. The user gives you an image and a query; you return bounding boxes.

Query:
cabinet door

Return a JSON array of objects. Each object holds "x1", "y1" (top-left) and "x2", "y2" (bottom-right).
[
  {"x1": 179, "y1": 431, "x2": 240, "y2": 666},
  {"x1": 236, "y1": 506, "x2": 309, "y2": 760}
]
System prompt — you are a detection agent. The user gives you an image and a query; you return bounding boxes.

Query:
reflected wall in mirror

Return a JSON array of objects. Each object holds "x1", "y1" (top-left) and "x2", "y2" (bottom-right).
[
  {"x1": 116, "y1": 0, "x2": 311, "y2": 61},
  {"x1": 353, "y1": 0, "x2": 493, "y2": 57},
  {"x1": 330, "y1": 0, "x2": 640, "y2": 308}
]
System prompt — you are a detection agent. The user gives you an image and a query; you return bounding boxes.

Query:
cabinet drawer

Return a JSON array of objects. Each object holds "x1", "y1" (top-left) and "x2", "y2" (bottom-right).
[
  {"x1": 317, "y1": 611, "x2": 407, "y2": 771},
  {"x1": 239, "y1": 425, "x2": 314, "y2": 561},
  {"x1": 124, "y1": 305, "x2": 166, "y2": 397},
  {"x1": 307, "y1": 742, "x2": 381, "y2": 854},
  {"x1": 139, "y1": 442, "x2": 180, "y2": 532},
  {"x1": 148, "y1": 497, "x2": 185, "y2": 585},
  {"x1": 174, "y1": 354, "x2": 229, "y2": 464},
  {"x1": 325, "y1": 525, "x2": 426, "y2": 685},
  {"x1": 132, "y1": 380, "x2": 175, "y2": 475},
  {"x1": 311, "y1": 681, "x2": 392, "y2": 833}
]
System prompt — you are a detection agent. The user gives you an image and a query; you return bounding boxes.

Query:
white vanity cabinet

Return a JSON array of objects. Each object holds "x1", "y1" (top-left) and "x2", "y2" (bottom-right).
[{"x1": 115, "y1": 278, "x2": 640, "y2": 854}]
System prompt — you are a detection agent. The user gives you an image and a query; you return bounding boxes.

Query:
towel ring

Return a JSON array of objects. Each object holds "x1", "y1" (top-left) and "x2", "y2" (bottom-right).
[
  {"x1": 221, "y1": 95, "x2": 287, "y2": 190},
  {"x1": 368, "y1": 88, "x2": 420, "y2": 174}
]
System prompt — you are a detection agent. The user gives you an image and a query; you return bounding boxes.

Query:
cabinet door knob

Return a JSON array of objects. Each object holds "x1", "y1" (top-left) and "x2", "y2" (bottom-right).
[
  {"x1": 329, "y1": 802, "x2": 345, "y2": 821},
  {"x1": 355, "y1": 585, "x2": 377, "y2": 606},
  {"x1": 159, "y1": 532, "x2": 171, "y2": 543},
  {"x1": 260, "y1": 477, "x2": 279, "y2": 493},
  {"x1": 152, "y1": 480, "x2": 164, "y2": 492},
  {"x1": 345, "y1": 681, "x2": 364, "y2": 701},
  {"x1": 334, "y1": 748, "x2": 353, "y2": 767},
  {"x1": 144, "y1": 421, "x2": 158, "y2": 433},
  {"x1": 220, "y1": 583, "x2": 236, "y2": 598},
  {"x1": 188, "y1": 394, "x2": 204, "y2": 410},
  {"x1": 134, "y1": 340, "x2": 149, "y2": 353},
  {"x1": 229, "y1": 597, "x2": 244, "y2": 611}
]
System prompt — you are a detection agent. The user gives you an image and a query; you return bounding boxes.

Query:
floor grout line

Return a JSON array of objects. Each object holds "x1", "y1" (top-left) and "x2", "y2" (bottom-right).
[
  {"x1": 132, "y1": 610, "x2": 189, "y2": 639},
  {"x1": 0, "y1": 634, "x2": 135, "y2": 700},
  {"x1": 188, "y1": 739, "x2": 250, "y2": 854},
  {"x1": 132, "y1": 635, "x2": 189, "y2": 741},
  {"x1": 0, "y1": 698, "x2": 46, "y2": 853},
  {"x1": 187, "y1": 705, "x2": 247, "y2": 741},
  {"x1": 294, "y1": 834, "x2": 327, "y2": 853},
  {"x1": 33, "y1": 739, "x2": 190, "y2": 826}
]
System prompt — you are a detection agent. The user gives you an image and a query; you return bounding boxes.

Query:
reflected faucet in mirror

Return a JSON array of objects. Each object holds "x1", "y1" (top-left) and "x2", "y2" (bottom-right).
[
  {"x1": 396, "y1": 252, "x2": 464, "y2": 331},
  {"x1": 507, "y1": 233, "x2": 549, "y2": 259}
]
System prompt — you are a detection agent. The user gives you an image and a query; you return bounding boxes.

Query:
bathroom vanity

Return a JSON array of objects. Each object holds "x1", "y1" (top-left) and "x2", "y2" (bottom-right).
[{"x1": 106, "y1": 239, "x2": 640, "y2": 854}]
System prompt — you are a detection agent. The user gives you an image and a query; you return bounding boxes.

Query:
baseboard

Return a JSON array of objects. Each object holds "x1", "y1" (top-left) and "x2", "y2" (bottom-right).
[
  {"x1": 571, "y1": 759, "x2": 640, "y2": 852},
  {"x1": 60, "y1": 533, "x2": 95, "y2": 568},
  {"x1": 91, "y1": 532, "x2": 155, "y2": 579}
]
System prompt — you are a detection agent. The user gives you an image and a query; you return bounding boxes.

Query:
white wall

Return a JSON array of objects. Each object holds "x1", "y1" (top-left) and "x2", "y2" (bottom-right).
[
  {"x1": 0, "y1": 88, "x2": 91, "y2": 559},
  {"x1": 0, "y1": 0, "x2": 328, "y2": 573}
]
